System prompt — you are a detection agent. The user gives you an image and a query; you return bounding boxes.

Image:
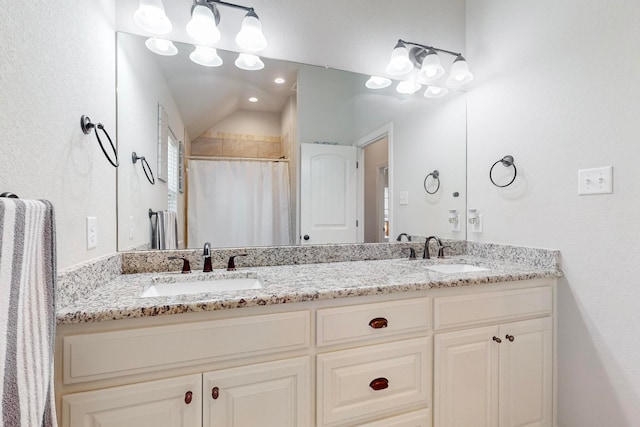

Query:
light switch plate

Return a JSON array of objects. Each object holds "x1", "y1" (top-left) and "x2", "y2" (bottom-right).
[
  {"x1": 399, "y1": 191, "x2": 409, "y2": 205},
  {"x1": 578, "y1": 166, "x2": 613, "y2": 195},
  {"x1": 86, "y1": 216, "x2": 97, "y2": 249}
]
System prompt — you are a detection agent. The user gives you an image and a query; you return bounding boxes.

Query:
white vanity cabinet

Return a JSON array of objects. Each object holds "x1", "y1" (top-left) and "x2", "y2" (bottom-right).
[{"x1": 433, "y1": 286, "x2": 553, "y2": 427}]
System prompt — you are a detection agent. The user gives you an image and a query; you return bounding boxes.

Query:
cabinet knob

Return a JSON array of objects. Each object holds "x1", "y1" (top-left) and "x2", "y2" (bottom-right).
[
  {"x1": 212, "y1": 387, "x2": 220, "y2": 400},
  {"x1": 184, "y1": 391, "x2": 193, "y2": 404},
  {"x1": 505, "y1": 334, "x2": 515, "y2": 342},
  {"x1": 492, "y1": 336, "x2": 502, "y2": 343},
  {"x1": 369, "y1": 317, "x2": 388, "y2": 329},
  {"x1": 369, "y1": 377, "x2": 389, "y2": 391}
]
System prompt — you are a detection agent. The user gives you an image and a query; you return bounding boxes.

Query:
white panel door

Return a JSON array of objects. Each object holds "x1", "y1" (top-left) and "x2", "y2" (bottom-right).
[
  {"x1": 499, "y1": 317, "x2": 553, "y2": 427},
  {"x1": 203, "y1": 356, "x2": 311, "y2": 427},
  {"x1": 300, "y1": 143, "x2": 358, "y2": 244},
  {"x1": 434, "y1": 326, "x2": 500, "y2": 427},
  {"x1": 62, "y1": 374, "x2": 201, "y2": 427}
]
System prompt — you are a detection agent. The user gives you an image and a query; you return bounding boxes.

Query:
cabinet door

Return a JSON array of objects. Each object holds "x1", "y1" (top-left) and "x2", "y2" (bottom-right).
[
  {"x1": 434, "y1": 326, "x2": 500, "y2": 427},
  {"x1": 499, "y1": 317, "x2": 553, "y2": 427},
  {"x1": 62, "y1": 374, "x2": 201, "y2": 427},
  {"x1": 203, "y1": 356, "x2": 310, "y2": 427}
]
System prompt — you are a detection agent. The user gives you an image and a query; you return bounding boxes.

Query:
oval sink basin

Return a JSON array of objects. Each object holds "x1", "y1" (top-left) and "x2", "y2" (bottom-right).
[
  {"x1": 141, "y1": 278, "x2": 263, "y2": 298},
  {"x1": 425, "y1": 264, "x2": 489, "y2": 274}
]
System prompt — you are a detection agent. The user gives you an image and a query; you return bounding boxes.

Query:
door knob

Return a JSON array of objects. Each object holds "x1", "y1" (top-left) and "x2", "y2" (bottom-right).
[{"x1": 303, "y1": 234, "x2": 310, "y2": 240}]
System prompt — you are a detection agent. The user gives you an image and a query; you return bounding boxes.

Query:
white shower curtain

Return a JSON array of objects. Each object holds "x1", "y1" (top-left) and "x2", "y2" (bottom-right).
[{"x1": 188, "y1": 160, "x2": 291, "y2": 248}]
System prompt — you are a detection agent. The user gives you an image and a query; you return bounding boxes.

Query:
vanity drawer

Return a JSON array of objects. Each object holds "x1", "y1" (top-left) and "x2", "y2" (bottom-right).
[
  {"x1": 433, "y1": 286, "x2": 552, "y2": 330},
  {"x1": 355, "y1": 409, "x2": 431, "y2": 427},
  {"x1": 316, "y1": 298, "x2": 430, "y2": 347},
  {"x1": 317, "y1": 337, "x2": 431, "y2": 426},
  {"x1": 63, "y1": 310, "x2": 310, "y2": 384}
]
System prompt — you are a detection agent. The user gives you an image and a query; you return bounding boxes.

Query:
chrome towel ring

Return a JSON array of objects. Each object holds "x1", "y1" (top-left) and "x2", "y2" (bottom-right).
[
  {"x1": 490, "y1": 155, "x2": 517, "y2": 187},
  {"x1": 81, "y1": 115, "x2": 119, "y2": 167},
  {"x1": 132, "y1": 152, "x2": 155, "y2": 185},
  {"x1": 423, "y1": 170, "x2": 440, "y2": 194}
]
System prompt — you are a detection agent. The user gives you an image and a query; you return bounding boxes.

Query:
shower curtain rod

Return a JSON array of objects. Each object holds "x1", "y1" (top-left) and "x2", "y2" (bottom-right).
[{"x1": 187, "y1": 156, "x2": 289, "y2": 163}]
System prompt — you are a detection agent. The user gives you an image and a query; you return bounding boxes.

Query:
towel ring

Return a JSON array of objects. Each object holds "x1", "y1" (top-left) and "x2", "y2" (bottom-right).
[
  {"x1": 423, "y1": 170, "x2": 440, "y2": 194},
  {"x1": 0, "y1": 192, "x2": 19, "y2": 198},
  {"x1": 490, "y1": 155, "x2": 517, "y2": 187},
  {"x1": 132, "y1": 152, "x2": 155, "y2": 185},
  {"x1": 81, "y1": 115, "x2": 119, "y2": 168}
]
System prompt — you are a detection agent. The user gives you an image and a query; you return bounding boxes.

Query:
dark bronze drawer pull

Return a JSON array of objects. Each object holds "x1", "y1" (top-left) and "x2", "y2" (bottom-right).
[
  {"x1": 369, "y1": 317, "x2": 388, "y2": 329},
  {"x1": 369, "y1": 377, "x2": 389, "y2": 391},
  {"x1": 212, "y1": 387, "x2": 220, "y2": 400},
  {"x1": 184, "y1": 391, "x2": 193, "y2": 404}
]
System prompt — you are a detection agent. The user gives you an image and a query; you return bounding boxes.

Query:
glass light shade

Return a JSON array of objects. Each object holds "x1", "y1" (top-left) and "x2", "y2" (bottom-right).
[
  {"x1": 396, "y1": 80, "x2": 422, "y2": 94},
  {"x1": 424, "y1": 86, "x2": 449, "y2": 98},
  {"x1": 189, "y1": 46, "x2": 223, "y2": 67},
  {"x1": 365, "y1": 76, "x2": 392, "y2": 90},
  {"x1": 186, "y1": 4, "x2": 221, "y2": 44},
  {"x1": 385, "y1": 42, "x2": 414, "y2": 76},
  {"x1": 235, "y1": 11, "x2": 267, "y2": 52},
  {"x1": 447, "y1": 56, "x2": 474, "y2": 86},
  {"x1": 235, "y1": 53, "x2": 264, "y2": 70},
  {"x1": 144, "y1": 38, "x2": 178, "y2": 56},
  {"x1": 418, "y1": 50, "x2": 445, "y2": 82},
  {"x1": 133, "y1": 0, "x2": 172, "y2": 34}
]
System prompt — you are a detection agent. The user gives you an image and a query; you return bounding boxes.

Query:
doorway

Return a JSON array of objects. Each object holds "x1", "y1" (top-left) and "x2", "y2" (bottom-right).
[{"x1": 363, "y1": 136, "x2": 389, "y2": 243}]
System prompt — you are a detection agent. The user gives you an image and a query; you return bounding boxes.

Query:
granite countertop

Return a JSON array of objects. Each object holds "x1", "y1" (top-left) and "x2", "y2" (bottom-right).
[{"x1": 56, "y1": 255, "x2": 562, "y2": 325}]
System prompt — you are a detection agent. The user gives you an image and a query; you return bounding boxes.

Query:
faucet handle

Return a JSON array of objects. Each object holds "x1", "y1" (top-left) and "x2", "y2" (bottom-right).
[
  {"x1": 168, "y1": 256, "x2": 191, "y2": 274},
  {"x1": 408, "y1": 248, "x2": 416, "y2": 260},
  {"x1": 227, "y1": 254, "x2": 248, "y2": 271},
  {"x1": 437, "y1": 245, "x2": 449, "y2": 259}
]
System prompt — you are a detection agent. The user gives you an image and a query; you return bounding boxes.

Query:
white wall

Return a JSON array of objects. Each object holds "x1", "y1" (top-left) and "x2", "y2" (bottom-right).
[
  {"x1": 204, "y1": 110, "x2": 282, "y2": 137},
  {"x1": 117, "y1": 34, "x2": 188, "y2": 250},
  {"x1": 466, "y1": 1, "x2": 640, "y2": 425},
  {"x1": 0, "y1": 1, "x2": 116, "y2": 269}
]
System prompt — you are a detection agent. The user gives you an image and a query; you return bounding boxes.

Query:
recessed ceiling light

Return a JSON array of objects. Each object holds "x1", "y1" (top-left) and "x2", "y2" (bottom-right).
[
  {"x1": 248, "y1": 97, "x2": 258, "y2": 102},
  {"x1": 274, "y1": 77, "x2": 285, "y2": 84}
]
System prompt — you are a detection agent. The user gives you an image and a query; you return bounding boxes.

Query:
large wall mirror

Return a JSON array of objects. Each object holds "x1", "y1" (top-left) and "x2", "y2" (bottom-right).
[{"x1": 116, "y1": 32, "x2": 466, "y2": 251}]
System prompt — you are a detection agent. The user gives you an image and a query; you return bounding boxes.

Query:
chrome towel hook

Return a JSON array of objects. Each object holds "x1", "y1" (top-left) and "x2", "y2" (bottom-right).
[
  {"x1": 132, "y1": 152, "x2": 155, "y2": 185},
  {"x1": 423, "y1": 170, "x2": 440, "y2": 194},
  {"x1": 489, "y1": 155, "x2": 517, "y2": 187},
  {"x1": 81, "y1": 115, "x2": 119, "y2": 167}
]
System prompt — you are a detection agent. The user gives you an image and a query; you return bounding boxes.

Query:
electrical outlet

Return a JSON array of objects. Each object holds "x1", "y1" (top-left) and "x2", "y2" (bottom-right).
[
  {"x1": 86, "y1": 217, "x2": 97, "y2": 249},
  {"x1": 399, "y1": 191, "x2": 409, "y2": 205},
  {"x1": 129, "y1": 216, "x2": 135, "y2": 240}
]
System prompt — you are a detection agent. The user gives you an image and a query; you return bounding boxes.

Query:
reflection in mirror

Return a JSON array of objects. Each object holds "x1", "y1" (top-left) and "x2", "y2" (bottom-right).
[{"x1": 116, "y1": 32, "x2": 466, "y2": 251}]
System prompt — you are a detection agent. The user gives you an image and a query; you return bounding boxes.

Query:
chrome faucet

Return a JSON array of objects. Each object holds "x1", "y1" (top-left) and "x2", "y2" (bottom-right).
[
  {"x1": 423, "y1": 236, "x2": 444, "y2": 259},
  {"x1": 203, "y1": 242, "x2": 213, "y2": 272}
]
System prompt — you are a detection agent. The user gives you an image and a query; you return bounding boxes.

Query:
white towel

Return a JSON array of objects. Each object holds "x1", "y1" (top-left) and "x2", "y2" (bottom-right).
[
  {"x1": 152, "y1": 210, "x2": 178, "y2": 250},
  {"x1": 0, "y1": 198, "x2": 58, "y2": 427}
]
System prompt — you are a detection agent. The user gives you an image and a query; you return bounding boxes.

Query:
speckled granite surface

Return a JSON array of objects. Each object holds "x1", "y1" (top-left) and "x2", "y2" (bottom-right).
[{"x1": 57, "y1": 254, "x2": 562, "y2": 325}]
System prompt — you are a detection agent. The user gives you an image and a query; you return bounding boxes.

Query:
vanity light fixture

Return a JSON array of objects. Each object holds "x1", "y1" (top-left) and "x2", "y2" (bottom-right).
[
  {"x1": 144, "y1": 38, "x2": 178, "y2": 56},
  {"x1": 189, "y1": 46, "x2": 223, "y2": 67},
  {"x1": 185, "y1": 0, "x2": 267, "y2": 51},
  {"x1": 133, "y1": 0, "x2": 172, "y2": 34},
  {"x1": 385, "y1": 39, "x2": 473, "y2": 87},
  {"x1": 365, "y1": 76, "x2": 392, "y2": 90},
  {"x1": 235, "y1": 53, "x2": 264, "y2": 70},
  {"x1": 424, "y1": 86, "x2": 448, "y2": 99},
  {"x1": 396, "y1": 80, "x2": 422, "y2": 94}
]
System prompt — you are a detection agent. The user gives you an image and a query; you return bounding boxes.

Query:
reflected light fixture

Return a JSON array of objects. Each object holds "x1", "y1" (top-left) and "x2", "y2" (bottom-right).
[
  {"x1": 424, "y1": 86, "x2": 448, "y2": 99},
  {"x1": 189, "y1": 46, "x2": 223, "y2": 67},
  {"x1": 365, "y1": 76, "x2": 392, "y2": 90},
  {"x1": 133, "y1": 0, "x2": 172, "y2": 34},
  {"x1": 235, "y1": 53, "x2": 264, "y2": 70},
  {"x1": 144, "y1": 38, "x2": 178, "y2": 56},
  {"x1": 248, "y1": 97, "x2": 258, "y2": 103},
  {"x1": 274, "y1": 77, "x2": 285, "y2": 84},
  {"x1": 384, "y1": 39, "x2": 473, "y2": 86},
  {"x1": 396, "y1": 80, "x2": 422, "y2": 94}
]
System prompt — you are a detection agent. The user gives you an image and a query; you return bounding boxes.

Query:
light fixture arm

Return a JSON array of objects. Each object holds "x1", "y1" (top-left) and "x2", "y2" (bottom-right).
[
  {"x1": 397, "y1": 39, "x2": 462, "y2": 59},
  {"x1": 206, "y1": 0, "x2": 254, "y2": 13}
]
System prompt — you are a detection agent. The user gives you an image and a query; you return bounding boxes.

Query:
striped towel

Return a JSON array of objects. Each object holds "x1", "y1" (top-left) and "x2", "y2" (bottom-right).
[
  {"x1": 0, "y1": 199, "x2": 57, "y2": 427},
  {"x1": 151, "y1": 210, "x2": 178, "y2": 250}
]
